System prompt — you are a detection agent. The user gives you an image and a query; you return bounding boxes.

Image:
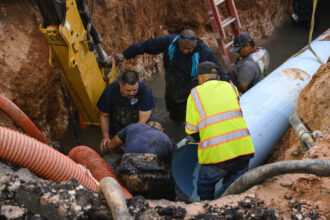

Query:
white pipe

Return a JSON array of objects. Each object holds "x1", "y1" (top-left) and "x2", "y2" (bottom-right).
[
  {"x1": 99, "y1": 177, "x2": 133, "y2": 220},
  {"x1": 241, "y1": 29, "x2": 330, "y2": 168}
]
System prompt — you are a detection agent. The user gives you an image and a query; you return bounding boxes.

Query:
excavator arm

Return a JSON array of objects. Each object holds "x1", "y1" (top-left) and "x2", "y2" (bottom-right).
[{"x1": 35, "y1": 0, "x2": 118, "y2": 125}]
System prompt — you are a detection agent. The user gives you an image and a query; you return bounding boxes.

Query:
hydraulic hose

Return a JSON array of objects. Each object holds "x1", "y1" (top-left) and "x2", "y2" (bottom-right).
[
  {"x1": 0, "y1": 94, "x2": 48, "y2": 143},
  {"x1": 99, "y1": 177, "x2": 133, "y2": 220},
  {"x1": 222, "y1": 160, "x2": 330, "y2": 197},
  {"x1": 289, "y1": 114, "x2": 314, "y2": 149},
  {"x1": 68, "y1": 146, "x2": 132, "y2": 198},
  {"x1": 56, "y1": 72, "x2": 80, "y2": 145},
  {"x1": 0, "y1": 126, "x2": 98, "y2": 191}
]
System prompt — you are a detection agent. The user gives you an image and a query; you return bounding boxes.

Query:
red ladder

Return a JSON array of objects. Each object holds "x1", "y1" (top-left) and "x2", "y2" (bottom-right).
[{"x1": 204, "y1": 0, "x2": 241, "y2": 68}]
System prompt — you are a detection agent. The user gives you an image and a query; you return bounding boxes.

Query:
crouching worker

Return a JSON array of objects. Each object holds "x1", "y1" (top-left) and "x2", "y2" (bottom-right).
[
  {"x1": 185, "y1": 61, "x2": 255, "y2": 200},
  {"x1": 100, "y1": 116, "x2": 175, "y2": 200}
]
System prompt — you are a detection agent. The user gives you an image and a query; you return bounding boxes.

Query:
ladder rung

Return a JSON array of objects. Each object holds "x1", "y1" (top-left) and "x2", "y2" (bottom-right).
[
  {"x1": 225, "y1": 41, "x2": 234, "y2": 48},
  {"x1": 214, "y1": 0, "x2": 226, "y2": 6},
  {"x1": 222, "y1": 16, "x2": 236, "y2": 28}
]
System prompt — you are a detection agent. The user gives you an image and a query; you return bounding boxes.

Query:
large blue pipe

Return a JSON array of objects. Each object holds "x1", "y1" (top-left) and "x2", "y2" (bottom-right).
[{"x1": 172, "y1": 29, "x2": 330, "y2": 202}]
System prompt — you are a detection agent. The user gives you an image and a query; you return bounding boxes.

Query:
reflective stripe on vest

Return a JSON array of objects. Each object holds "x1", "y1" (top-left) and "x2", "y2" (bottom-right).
[
  {"x1": 200, "y1": 128, "x2": 250, "y2": 149},
  {"x1": 229, "y1": 82, "x2": 240, "y2": 104},
  {"x1": 186, "y1": 121, "x2": 198, "y2": 131},
  {"x1": 191, "y1": 88, "x2": 206, "y2": 119},
  {"x1": 197, "y1": 109, "x2": 242, "y2": 131}
]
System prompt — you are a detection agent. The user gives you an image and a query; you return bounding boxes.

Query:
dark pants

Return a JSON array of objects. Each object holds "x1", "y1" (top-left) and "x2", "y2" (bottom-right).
[
  {"x1": 165, "y1": 70, "x2": 198, "y2": 121},
  {"x1": 197, "y1": 156, "x2": 251, "y2": 200}
]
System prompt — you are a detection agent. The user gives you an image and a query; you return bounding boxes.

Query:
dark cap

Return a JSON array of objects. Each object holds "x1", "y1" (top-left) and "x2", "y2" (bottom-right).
[
  {"x1": 230, "y1": 32, "x2": 252, "y2": 53},
  {"x1": 197, "y1": 61, "x2": 219, "y2": 75},
  {"x1": 146, "y1": 116, "x2": 165, "y2": 129}
]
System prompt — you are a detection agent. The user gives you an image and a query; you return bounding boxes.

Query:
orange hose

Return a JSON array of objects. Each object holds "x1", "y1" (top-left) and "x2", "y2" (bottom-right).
[
  {"x1": 69, "y1": 146, "x2": 132, "y2": 199},
  {"x1": 0, "y1": 126, "x2": 98, "y2": 191},
  {"x1": 0, "y1": 94, "x2": 48, "y2": 143}
]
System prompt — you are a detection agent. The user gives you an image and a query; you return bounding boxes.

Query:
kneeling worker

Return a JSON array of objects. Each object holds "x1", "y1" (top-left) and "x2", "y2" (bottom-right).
[
  {"x1": 185, "y1": 61, "x2": 255, "y2": 200},
  {"x1": 101, "y1": 116, "x2": 174, "y2": 199},
  {"x1": 97, "y1": 70, "x2": 155, "y2": 150}
]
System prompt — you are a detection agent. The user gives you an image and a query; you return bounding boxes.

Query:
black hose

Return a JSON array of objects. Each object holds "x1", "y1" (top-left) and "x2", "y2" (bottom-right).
[
  {"x1": 90, "y1": 0, "x2": 94, "y2": 20},
  {"x1": 222, "y1": 160, "x2": 330, "y2": 197},
  {"x1": 56, "y1": 72, "x2": 81, "y2": 145}
]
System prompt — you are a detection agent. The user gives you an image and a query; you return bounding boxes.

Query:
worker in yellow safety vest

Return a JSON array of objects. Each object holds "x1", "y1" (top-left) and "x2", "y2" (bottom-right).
[{"x1": 185, "y1": 61, "x2": 255, "y2": 200}]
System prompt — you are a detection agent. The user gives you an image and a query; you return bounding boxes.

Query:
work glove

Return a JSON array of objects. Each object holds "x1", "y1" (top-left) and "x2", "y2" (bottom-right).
[{"x1": 175, "y1": 135, "x2": 198, "y2": 149}]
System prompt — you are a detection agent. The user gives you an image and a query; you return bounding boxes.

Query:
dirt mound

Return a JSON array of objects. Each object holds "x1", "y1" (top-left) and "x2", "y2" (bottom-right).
[
  {"x1": 0, "y1": 161, "x2": 111, "y2": 219},
  {"x1": 270, "y1": 61, "x2": 330, "y2": 162},
  {"x1": 2, "y1": 157, "x2": 326, "y2": 219},
  {"x1": 0, "y1": 0, "x2": 289, "y2": 140}
]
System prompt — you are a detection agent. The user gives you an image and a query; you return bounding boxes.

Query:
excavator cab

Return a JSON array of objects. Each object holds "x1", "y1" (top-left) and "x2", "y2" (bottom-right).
[{"x1": 35, "y1": 0, "x2": 119, "y2": 125}]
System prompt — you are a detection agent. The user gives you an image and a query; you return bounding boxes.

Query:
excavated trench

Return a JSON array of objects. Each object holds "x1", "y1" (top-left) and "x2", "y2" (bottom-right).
[{"x1": 0, "y1": 0, "x2": 330, "y2": 219}]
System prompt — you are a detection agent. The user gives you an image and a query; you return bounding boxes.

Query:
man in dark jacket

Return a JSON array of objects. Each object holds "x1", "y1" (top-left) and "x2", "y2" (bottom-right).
[{"x1": 115, "y1": 29, "x2": 228, "y2": 121}]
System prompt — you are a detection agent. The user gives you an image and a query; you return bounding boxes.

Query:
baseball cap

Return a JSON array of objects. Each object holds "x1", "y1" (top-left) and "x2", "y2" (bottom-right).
[
  {"x1": 197, "y1": 61, "x2": 219, "y2": 75},
  {"x1": 146, "y1": 116, "x2": 166, "y2": 129},
  {"x1": 230, "y1": 32, "x2": 252, "y2": 53}
]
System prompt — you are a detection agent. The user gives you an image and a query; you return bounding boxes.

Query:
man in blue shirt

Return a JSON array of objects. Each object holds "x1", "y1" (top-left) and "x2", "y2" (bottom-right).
[
  {"x1": 97, "y1": 70, "x2": 154, "y2": 150},
  {"x1": 115, "y1": 29, "x2": 229, "y2": 121},
  {"x1": 101, "y1": 116, "x2": 173, "y2": 162},
  {"x1": 101, "y1": 116, "x2": 175, "y2": 199}
]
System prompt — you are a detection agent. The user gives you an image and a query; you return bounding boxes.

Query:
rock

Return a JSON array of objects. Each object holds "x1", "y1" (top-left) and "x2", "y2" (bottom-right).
[{"x1": 284, "y1": 194, "x2": 292, "y2": 200}]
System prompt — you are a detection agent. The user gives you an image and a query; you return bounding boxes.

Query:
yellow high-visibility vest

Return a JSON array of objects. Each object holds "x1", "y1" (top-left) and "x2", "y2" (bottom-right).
[{"x1": 185, "y1": 80, "x2": 254, "y2": 164}]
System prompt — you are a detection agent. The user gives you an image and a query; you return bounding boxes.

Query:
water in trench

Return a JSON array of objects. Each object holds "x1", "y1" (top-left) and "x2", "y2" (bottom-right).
[{"x1": 61, "y1": 9, "x2": 330, "y2": 154}]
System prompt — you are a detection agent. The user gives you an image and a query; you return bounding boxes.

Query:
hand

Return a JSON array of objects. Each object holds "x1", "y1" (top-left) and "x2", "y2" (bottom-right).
[
  {"x1": 114, "y1": 53, "x2": 124, "y2": 64},
  {"x1": 100, "y1": 137, "x2": 111, "y2": 153}
]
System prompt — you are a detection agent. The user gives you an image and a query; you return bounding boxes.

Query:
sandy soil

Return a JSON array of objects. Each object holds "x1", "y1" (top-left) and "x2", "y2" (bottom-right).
[
  {"x1": 270, "y1": 61, "x2": 330, "y2": 162},
  {"x1": 0, "y1": 0, "x2": 329, "y2": 219}
]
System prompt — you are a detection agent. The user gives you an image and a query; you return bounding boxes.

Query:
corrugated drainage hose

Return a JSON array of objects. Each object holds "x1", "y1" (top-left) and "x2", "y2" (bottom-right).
[
  {"x1": 99, "y1": 177, "x2": 133, "y2": 220},
  {"x1": 0, "y1": 126, "x2": 98, "y2": 191},
  {"x1": 222, "y1": 160, "x2": 330, "y2": 197},
  {"x1": 0, "y1": 94, "x2": 48, "y2": 143},
  {"x1": 68, "y1": 146, "x2": 132, "y2": 198}
]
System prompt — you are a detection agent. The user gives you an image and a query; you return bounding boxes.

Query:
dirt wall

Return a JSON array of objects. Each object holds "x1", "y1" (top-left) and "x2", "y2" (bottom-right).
[
  {"x1": 270, "y1": 60, "x2": 330, "y2": 162},
  {"x1": 0, "y1": 0, "x2": 289, "y2": 140}
]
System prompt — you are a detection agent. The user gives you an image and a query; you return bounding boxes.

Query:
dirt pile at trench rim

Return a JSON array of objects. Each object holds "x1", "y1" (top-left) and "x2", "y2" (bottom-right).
[
  {"x1": 0, "y1": 61, "x2": 329, "y2": 220},
  {"x1": 0, "y1": 0, "x2": 288, "y2": 140}
]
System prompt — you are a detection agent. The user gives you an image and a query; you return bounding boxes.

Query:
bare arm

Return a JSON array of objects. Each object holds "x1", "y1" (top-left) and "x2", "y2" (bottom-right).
[
  {"x1": 99, "y1": 111, "x2": 111, "y2": 152},
  {"x1": 138, "y1": 110, "x2": 152, "y2": 123},
  {"x1": 108, "y1": 135, "x2": 123, "y2": 151}
]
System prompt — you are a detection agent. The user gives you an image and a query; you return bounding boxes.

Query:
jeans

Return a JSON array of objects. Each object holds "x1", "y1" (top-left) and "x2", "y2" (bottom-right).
[{"x1": 197, "y1": 156, "x2": 251, "y2": 200}]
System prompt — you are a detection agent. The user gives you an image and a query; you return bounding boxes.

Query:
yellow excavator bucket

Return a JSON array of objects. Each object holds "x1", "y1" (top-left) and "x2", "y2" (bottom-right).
[{"x1": 40, "y1": 0, "x2": 110, "y2": 125}]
